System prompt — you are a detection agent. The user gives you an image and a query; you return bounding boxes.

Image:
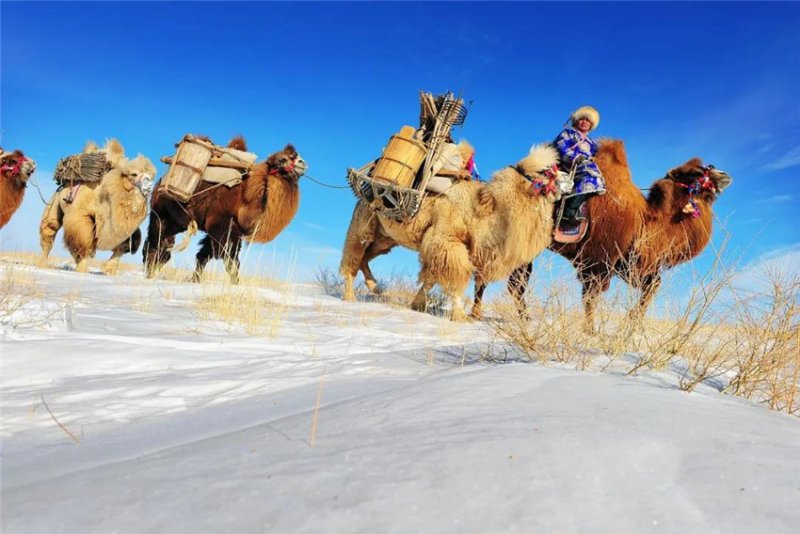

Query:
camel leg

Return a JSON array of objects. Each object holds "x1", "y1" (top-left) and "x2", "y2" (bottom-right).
[
  {"x1": 104, "y1": 229, "x2": 141, "y2": 275},
  {"x1": 361, "y1": 238, "x2": 395, "y2": 295},
  {"x1": 222, "y1": 232, "x2": 243, "y2": 285},
  {"x1": 410, "y1": 281, "x2": 434, "y2": 312},
  {"x1": 38, "y1": 198, "x2": 63, "y2": 268},
  {"x1": 470, "y1": 275, "x2": 487, "y2": 320},
  {"x1": 143, "y1": 211, "x2": 179, "y2": 278},
  {"x1": 418, "y1": 227, "x2": 473, "y2": 322},
  {"x1": 62, "y1": 212, "x2": 96, "y2": 273},
  {"x1": 578, "y1": 267, "x2": 611, "y2": 335},
  {"x1": 508, "y1": 262, "x2": 533, "y2": 321},
  {"x1": 193, "y1": 221, "x2": 238, "y2": 283},
  {"x1": 192, "y1": 235, "x2": 215, "y2": 283},
  {"x1": 340, "y1": 201, "x2": 382, "y2": 302},
  {"x1": 448, "y1": 291, "x2": 470, "y2": 322},
  {"x1": 627, "y1": 272, "x2": 662, "y2": 326}
]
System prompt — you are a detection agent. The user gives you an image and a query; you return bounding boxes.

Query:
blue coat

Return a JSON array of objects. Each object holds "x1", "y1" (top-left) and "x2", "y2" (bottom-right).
[{"x1": 553, "y1": 128, "x2": 606, "y2": 194}]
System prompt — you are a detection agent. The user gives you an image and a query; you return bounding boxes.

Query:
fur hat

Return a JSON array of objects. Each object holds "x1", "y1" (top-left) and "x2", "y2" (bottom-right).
[{"x1": 570, "y1": 106, "x2": 600, "y2": 130}]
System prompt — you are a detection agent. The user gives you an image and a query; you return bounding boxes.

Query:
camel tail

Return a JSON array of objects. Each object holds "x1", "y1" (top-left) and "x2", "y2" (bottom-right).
[{"x1": 173, "y1": 220, "x2": 198, "y2": 252}]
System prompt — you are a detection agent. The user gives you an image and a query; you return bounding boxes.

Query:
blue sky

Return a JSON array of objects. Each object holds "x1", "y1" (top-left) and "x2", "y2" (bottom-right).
[{"x1": 2, "y1": 1, "x2": 799, "y2": 295}]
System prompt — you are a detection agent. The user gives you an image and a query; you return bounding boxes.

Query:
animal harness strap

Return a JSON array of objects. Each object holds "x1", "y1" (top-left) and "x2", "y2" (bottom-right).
[
  {"x1": 515, "y1": 164, "x2": 559, "y2": 196},
  {"x1": 65, "y1": 183, "x2": 81, "y2": 204},
  {"x1": 1, "y1": 154, "x2": 28, "y2": 177},
  {"x1": 675, "y1": 167, "x2": 716, "y2": 218}
]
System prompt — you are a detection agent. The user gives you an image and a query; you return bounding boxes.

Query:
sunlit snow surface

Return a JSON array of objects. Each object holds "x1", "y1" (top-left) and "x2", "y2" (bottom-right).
[{"x1": 2, "y1": 265, "x2": 799, "y2": 533}]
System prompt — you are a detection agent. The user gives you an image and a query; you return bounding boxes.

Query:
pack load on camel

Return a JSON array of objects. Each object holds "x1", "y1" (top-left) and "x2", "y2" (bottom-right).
[
  {"x1": 347, "y1": 91, "x2": 476, "y2": 222},
  {"x1": 54, "y1": 150, "x2": 112, "y2": 186},
  {"x1": 159, "y1": 134, "x2": 259, "y2": 202}
]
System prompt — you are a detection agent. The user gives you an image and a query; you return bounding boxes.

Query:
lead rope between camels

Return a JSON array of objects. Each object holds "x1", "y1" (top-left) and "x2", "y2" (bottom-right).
[{"x1": 303, "y1": 174, "x2": 351, "y2": 189}]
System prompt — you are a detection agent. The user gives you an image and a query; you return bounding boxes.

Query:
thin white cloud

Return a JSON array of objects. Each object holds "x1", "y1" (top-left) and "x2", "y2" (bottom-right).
[
  {"x1": 755, "y1": 194, "x2": 793, "y2": 205},
  {"x1": 763, "y1": 145, "x2": 800, "y2": 171},
  {"x1": 732, "y1": 243, "x2": 800, "y2": 294},
  {"x1": 302, "y1": 222, "x2": 325, "y2": 231}
]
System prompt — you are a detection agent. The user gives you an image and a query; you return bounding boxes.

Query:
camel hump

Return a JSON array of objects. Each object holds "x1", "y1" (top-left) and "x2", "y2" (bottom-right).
[
  {"x1": 227, "y1": 136, "x2": 247, "y2": 151},
  {"x1": 516, "y1": 144, "x2": 558, "y2": 176},
  {"x1": 83, "y1": 140, "x2": 100, "y2": 153},
  {"x1": 597, "y1": 138, "x2": 628, "y2": 167}
]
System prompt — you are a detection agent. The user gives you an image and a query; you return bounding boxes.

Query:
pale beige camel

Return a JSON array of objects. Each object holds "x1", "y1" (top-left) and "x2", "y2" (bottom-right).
[
  {"x1": 39, "y1": 140, "x2": 156, "y2": 274},
  {"x1": 340, "y1": 144, "x2": 569, "y2": 321}
]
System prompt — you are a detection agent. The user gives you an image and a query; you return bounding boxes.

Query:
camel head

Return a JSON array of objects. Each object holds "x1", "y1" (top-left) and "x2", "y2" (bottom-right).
[
  {"x1": 665, "y1": 157, "x2": 732, "y2": 200},
  {"x1": 0, "y1": 148, "x2": 36, "y2": 189},
  {"x1": 121, "y1": 154, "x2": 157, "y2": 196},
  {"x1": 511, "y1": 144, "x2": 570, "y2": 200},
  {"x1": 266, "y1": 144, "x2": 307, "y2": 181}
]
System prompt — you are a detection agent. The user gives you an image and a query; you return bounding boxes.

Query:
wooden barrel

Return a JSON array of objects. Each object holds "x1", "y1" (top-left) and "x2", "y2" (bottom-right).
[{"x1": 371, "y1": 126, "x2": 427, "y2": 188}]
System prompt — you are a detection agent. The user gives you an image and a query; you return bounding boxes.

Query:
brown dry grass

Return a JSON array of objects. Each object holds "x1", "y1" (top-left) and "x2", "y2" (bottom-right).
[{"x1": 485, "y1": 237, "x2": 800, "y2": 417}]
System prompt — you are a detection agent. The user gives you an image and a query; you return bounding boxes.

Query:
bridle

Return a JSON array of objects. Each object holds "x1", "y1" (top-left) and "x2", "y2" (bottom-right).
[
  {"x1": 672, "y1": 165, "x2": 718, "y2": 218},
  {"x1": 268, "y1": 155, "x2": 298, "y2": 177},
  {"x1": 515, "y1": 163, "x2": 559, "y2": 196},
  {"x1": 0, "y1": 154, "x2": 29, "y2": 178}
]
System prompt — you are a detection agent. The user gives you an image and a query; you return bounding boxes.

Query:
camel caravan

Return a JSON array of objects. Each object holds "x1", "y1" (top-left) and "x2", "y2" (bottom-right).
[{"x1": 6, "y1": 89, "x2": 733, "y2": 327}]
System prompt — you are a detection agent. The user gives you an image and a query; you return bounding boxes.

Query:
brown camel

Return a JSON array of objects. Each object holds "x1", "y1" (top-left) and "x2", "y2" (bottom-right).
[
  {"x1": 340, "y1": 144, "x2": 572, "y2": 321},
  {"x1": 0, "y1": 148, "x2": 37, "y2": 229},
  {"x1": 474, "y1": 139, "x2": 733, "y2": 331},
  {"x1": 143, "y1": 137, "x2": 306, "y2": 283}
]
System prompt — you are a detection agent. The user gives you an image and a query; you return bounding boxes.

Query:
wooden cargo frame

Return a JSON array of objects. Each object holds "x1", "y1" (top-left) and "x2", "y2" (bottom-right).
[
  {"x1": 347, "y1": 163, "x2": 423, "y2": 222},
  {"x1": 346, "y1": 91, "x2": 468, "y2": 222}
]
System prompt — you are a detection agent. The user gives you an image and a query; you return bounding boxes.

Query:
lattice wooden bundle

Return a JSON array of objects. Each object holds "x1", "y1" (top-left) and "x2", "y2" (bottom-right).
[{"x1": 53, "y1": 152, "x2": 111, "y2": 185}]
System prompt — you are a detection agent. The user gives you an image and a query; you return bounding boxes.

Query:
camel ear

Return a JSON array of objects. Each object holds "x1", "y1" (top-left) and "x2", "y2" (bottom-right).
[
  {"x1": 105, "y1": 139, "x2": 126, "y2": 166},
  {"x1": 283, "y1": 144, "x2": 297, "y2": 156},
  {"x1": 84, "y1": 141, "x2": 100, "y2": 153}
]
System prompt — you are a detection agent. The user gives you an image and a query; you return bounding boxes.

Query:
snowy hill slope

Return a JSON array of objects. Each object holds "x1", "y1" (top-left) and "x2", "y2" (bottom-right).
[{"x1": 2, "y1": 264, "x2": 799, "y2": 533}]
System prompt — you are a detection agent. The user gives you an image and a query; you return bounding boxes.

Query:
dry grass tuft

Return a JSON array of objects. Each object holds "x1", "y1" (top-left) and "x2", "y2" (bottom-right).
[
  {"x1": 485, "y1": 237, "x2": 799, "y2": 417},
  {"x1": 193, "y1": 265, "x2": 292, "y2": 337},
  {"x1": 0, "y1": 263, "x2": 42, "y2": 325},
  {"x1": 316, "y1": 266, "x2": 447, "y2": 315}
]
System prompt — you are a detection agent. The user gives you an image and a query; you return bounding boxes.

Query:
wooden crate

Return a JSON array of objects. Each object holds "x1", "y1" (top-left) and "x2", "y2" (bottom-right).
[{"x1": 161, "y1": 136, "x2": 214, "y2": 202}]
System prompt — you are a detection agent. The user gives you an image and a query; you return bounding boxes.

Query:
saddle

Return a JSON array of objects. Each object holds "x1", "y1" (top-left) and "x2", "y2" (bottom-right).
[{"x1": 553, "y1": 196, "x2": 589, "y2": 243}]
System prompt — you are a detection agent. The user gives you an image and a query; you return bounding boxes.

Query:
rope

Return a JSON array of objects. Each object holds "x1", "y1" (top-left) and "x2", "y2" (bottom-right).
[
  {"x1": 303, "y1": 174, "x2": 351, "y2": 190},
  {"x1": 28, "y1": 175, "x2": 49, "y2": 204}
]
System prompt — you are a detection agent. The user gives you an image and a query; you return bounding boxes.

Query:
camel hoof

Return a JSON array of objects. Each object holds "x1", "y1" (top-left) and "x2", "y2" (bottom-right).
[
  {"x1": 410, "y1": 300, "x2": 427, "y2": 313},
  {"x1": 450, "y1": 310, "x2": 472, "y2": 323},
  {"x1": 469, "y1": 309, "x2": 484, "y2": 321},
  {"x1": 189, "y1": 273, "x2": 201, "y2": 283},
  {"x1": 365, "y1": 280, "x2": 381, "y2": 295},
  {"x1": 342, "y1": 292, "x2": 356, "y2": 302}
]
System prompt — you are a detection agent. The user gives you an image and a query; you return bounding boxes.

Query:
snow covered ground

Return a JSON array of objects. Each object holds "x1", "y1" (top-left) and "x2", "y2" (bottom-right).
[{"x1": 2, "y1": 262, "x2": 799, "y2": 533}]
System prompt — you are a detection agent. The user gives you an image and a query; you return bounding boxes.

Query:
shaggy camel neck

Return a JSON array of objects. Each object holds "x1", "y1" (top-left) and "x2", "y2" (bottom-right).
[
  {"x1": 0, "y1": 176, "x2": 26, "y2": 228},
  {"x1": 246, "y1": 166, "x2": 300, "y2": 243}
]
